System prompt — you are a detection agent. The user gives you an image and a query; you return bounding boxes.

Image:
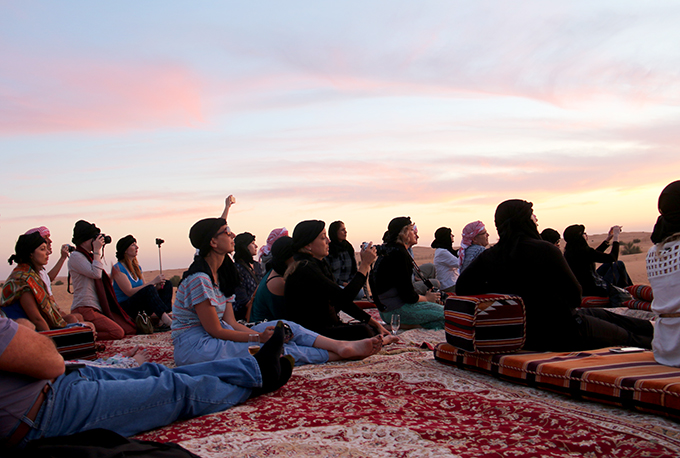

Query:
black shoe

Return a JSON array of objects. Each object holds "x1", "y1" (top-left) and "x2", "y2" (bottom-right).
[{"x1": 153, "y1": 324, "x2": 171, "y2": 333}]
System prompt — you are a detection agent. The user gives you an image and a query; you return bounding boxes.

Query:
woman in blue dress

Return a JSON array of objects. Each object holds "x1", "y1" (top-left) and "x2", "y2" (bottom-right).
[{"x1": 172, "y1": 218, "x2": 383, "y2": 367}]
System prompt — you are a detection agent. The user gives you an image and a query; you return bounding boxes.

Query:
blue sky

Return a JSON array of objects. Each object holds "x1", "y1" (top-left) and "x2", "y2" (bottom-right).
[{"x1": 1, "y1": 1, "x2": 679, "y2": 278}]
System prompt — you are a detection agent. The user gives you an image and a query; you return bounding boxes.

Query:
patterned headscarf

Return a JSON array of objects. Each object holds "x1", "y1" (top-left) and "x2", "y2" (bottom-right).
[
  {"x1": 459, "y1": 221, "x2": 486, "y2": 265},
  {"x1": 258, "y1": 227, "x2": 288, "y2": 261},
  {"x1": 25, "y1": 226, "x2": 51, "y2": 239}
]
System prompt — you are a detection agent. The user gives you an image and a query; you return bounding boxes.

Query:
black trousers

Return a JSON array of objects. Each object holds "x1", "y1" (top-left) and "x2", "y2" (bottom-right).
[{"x1": 575, "y1": 308, "x2": 653, "y2": 350}]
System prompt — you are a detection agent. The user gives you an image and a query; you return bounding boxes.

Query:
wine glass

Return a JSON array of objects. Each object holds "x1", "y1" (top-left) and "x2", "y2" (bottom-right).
[
  {"x1": 390, "y1": 314, "x2": 400, "y2": 336},
  {"x1": 248, "y1": 334, "x2": 260, "y2": 355}
]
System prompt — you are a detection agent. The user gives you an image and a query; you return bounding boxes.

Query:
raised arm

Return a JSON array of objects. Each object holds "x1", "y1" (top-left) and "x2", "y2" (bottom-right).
[
  {"x1": 0, "y1": 320, "x2": 65, "y2": 379},
  {"x1": 47, "y1": 244, "x2": 70, "y2": 282},
  {"x1": 219, "y1": 195, "x2": 235, "y2": 220}
]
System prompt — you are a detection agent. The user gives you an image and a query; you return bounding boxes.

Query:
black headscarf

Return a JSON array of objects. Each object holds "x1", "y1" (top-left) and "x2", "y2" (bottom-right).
[
  {"x1": 383, "y1": 216, "x2": 412, "y2": 244},
  {"x1": 431, "y1": 227, "x2": 456, "y2": 256},
  {"x1": 540, "y1": 228, "x2": 561, "y2": 245},
  {"x1": 494, "y1": 199, "x2": 540, "y2": 259},
  {"x1": 563, "y1": 224, "x2": 588, "y2": 253},
  {"x1": 189, "y1": 218, "x2": 226, "y2": 257},
  {"x1": 8, "y1": 232, "x2": 46, "y2": 266},
  {"x1": 269, "y1": 235, "x2": 294, "y2": 275},
  {"x1": 292, "y1": 220, "x2": 325, "y2": 252},
  {"x1": 72, "y1": 220, "x2": 100, "y2": 246},
  {"x1": 234, "y1": 232, "x2": 256, "y2": 265},
  {"x1": 116, "y1": 235, "x2": 136, "y2": 261},
  {"x1": 651, "y1": 180, "x2": 680, "y2": 243}
]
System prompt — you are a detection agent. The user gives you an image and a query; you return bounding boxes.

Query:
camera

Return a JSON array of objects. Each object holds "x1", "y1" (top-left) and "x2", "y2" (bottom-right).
[
  {"x1": 156, "y1": 238, "x2": 165, "y2": 247},
  {"x1": 96, "y1": 234, "x2": 112, "y2": 245},
  {"x1": 361, "y1": 242, "x2": 388, "y2": 256},
  {"x1": 67, "y1": 245, "x2": 76, "y2": 253}
]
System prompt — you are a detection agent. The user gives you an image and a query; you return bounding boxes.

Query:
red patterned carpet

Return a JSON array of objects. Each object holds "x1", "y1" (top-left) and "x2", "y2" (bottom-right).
[{"x1": 100, "y1": 330, "x2": 680, "y2": 457}]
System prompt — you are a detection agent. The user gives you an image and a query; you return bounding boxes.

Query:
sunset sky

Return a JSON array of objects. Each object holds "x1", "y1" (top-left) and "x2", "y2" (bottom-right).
[{"x1": 1, "y1": 1, "x2": 679, "y2": 279}]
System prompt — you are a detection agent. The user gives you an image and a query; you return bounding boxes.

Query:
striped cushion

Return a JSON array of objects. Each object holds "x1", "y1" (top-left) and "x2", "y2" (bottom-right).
[
  {"x1": 434, "y1": 343, "x2": 680, "y2": 420},
  {"x1": 444, "y1": 294, "x2": 525, "y2": 354},
  {"x1": 580, "y1": 296, "x2": 610, "y2": 307},
  {"x1": 622, "y1": 299, "x2": 653, "y2": 312},
  {"x1": 626, "y1": 284, "x2": 654, "y2": 302},
  {"x1": 39, "y1": 326, "x2": 96, "y2": 360}
]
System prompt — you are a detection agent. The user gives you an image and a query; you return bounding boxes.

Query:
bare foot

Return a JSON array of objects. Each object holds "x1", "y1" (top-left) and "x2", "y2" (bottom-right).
[
  {"x1": 382, "y1": 334, "x2": 400, "y2": 345},
  {"x1": 336, "y1": 335, "x2": 383, "y2": 360}
]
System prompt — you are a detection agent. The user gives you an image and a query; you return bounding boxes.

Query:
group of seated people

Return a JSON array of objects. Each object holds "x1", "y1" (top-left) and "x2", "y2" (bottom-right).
[{"x1": 2, "y1": 181, "x2": 680, "y2": 450}]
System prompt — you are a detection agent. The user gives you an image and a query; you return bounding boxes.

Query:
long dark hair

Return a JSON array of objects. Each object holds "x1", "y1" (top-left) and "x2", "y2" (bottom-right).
[{"x1": 328, "y1": 221, "x2": 353, "y2": 257}]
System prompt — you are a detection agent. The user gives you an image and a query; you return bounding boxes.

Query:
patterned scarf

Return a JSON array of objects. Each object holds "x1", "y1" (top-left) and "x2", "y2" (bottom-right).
[
  {"x1": 460, "y1": 221, "x2": 486, "y2": 265},
  {"x1": 1, "y1": 263, "x2": 67, "y2": 329}
]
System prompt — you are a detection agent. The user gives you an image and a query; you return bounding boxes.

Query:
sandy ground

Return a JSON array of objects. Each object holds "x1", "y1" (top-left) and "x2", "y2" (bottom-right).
[{"x1": 45, "y1": 232, "x2": 652, "y2": 314}]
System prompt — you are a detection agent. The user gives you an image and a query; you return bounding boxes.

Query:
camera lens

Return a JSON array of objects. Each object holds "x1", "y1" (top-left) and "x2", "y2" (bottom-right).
[{"x1": 102, "y1": 235, "x2": 112, "y2": 244}]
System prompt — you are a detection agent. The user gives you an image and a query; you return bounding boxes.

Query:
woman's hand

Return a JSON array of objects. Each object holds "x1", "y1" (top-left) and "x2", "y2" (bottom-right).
[
  {"x1": 152, "y1": 274, "x2": 165, "y2": 287},
  {"x1": 424, "y1": 290, "x2": 440, "y2": 304},
  {"x1": 259, "y1": 326, "x2": 275, "y2": 343},
  {"x1": 92, "y1": 235, "x2": 105, "y2": 253},
  {"x1": 369, "y1": 318, "x2": 390, "y2": 336},
  {"x1": 60, "y1": 244, "x2": 70, "y2": 259},
  {"x1": 360, "y1": 243, "x2": 377, "y2": 266}
]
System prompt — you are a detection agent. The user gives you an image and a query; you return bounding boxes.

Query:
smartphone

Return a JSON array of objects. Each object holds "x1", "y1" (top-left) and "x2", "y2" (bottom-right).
[{"x1": 609, "y1": 347, "x2": 646, "y2": 353}]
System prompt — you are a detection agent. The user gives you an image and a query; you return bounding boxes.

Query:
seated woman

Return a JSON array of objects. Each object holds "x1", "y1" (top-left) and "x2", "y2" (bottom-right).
[
  {"x1": 646, "y1": 180, "x2": 680, "y2": 367},
  {"x1": 172, "y1": 217, "x2": 385, "y2": 367},
  {"x1": 459, "y1": 221, "x2": 489, "y2": 272},
  {"x1": 540, "y1": 228, "x2": 561, "y2": 247},
  {"x1": 111, "y1": 235, "x2": 173, "y2": 331},
  {"x1": 232, "y1": 232, "x2": 264, "y2": 321},
  {"x1": 68, "y1": 220, "x2": 136, "y2": 340},
  {"x1": 24, "y1": 226, "x2": 70, "y2": 297},
  {"x1": 431, "y1": 227, "x2": 459, "y2": 294},
  {"x1": 251, "y1": 236, "x2": 294, "y2": 322},
  {"x1": 258, "y1": 227, "x2": 288, "y2": 267},
  {"x1": 1, "y1": 232, "x2": 91, "y2": 332},
  {"x1": 283, "y1": 220, "x2": 390, "y2": 341},
  {"x1": 456, "y1": 199, "x2": 653, "y2": 351},
  {"x1": 370, "y1": 217, "x2": 445, "y2": 330},
  {"x1": 563, "y1": 224, "x2": 632, "y2": 299},
  {"x1": 325, "y1": 221, "x2": 364, "y2": 300}
]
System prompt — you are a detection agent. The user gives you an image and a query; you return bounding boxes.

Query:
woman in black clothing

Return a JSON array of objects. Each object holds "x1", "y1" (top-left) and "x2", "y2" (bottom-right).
[
  {"x1": 456, "y1": 199, "x2": 653, "y2": 351},
  {"x1": 284, "y1": 220, "x2": 391, "y2": 341},
  {"x1": 233, "y1": 232, "x2": 264, "y2": 321},
  {"x1": 563, "y1": 224, "x2": 632, "y2": 298}
]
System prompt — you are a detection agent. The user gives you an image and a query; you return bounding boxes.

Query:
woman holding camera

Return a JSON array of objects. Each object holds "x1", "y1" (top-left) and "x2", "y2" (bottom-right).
[
  {"x1": 369, "y1": 217, "x2": 445, "y2": 330},
  {"x1": 68, "y1": 220, "x2": 136, "y2": 340},
  {"x1": 172, "y1": 217, "x2": 384, "y2": 367},
  {"x1": 111, "y1": 235, "x2": 173, "y2": 331}
]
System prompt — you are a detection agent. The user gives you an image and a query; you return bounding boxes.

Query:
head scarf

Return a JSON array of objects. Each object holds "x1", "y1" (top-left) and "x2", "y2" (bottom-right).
[
  {"x1": 459, "y1": 221, "x2": 486, "y2": 265},
  {"x1": 234, "y1": 232, "x2": 256, "y2": 264},
  {"x1": 258, "y1": 227, "x2": 288, "y2": 261},
  {"x1": 189, "y1": 218, "x2": 226, "y2": 257},
  {"x1": 25, "y1": 226, "x2": 50, "y2": 239},
  {"x1": 116, "y1": 235, "x2": 136, "y2": 261},
  {"x1": 72, "y1": 220, "x2": 100, "y2": 246},
  {"x1": 8, "y1": 232, "x2": 46, "y2": 265},
  {"x1": 382, "y1": 217, "x2": 412, "y2": 244},
  {"x1": 292, "y1": 220, "x2": 325, "y2": 252},
  {"x1": 563, "y1": 224, "x2": 588, "y2": 252},
  {"x1": 651, "y1": 180, "x2": 680, "y2": 243},
  {"x1": 540, "y1": 228, "x2": 561, "y2": 245},
  {"x1": 431, "y1": 227, "x2": 456, "y2": 256},
  {"x1": 494, "y1": 199, "x2": 540, "y2": 260},
  {"x1": 269, "y1": 235, "x2": 294, "y2": 275}
]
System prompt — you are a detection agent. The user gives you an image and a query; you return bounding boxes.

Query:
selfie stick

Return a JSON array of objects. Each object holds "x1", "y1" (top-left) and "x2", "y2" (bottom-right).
[{"x1": 156, "y1": 238, "x2": 165, "y2": 275}]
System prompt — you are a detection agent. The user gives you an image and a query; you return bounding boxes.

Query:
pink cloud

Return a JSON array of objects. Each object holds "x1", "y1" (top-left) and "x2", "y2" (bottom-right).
[{"x1": 0, "y1": 52, "x2": 204, "y2": 135}]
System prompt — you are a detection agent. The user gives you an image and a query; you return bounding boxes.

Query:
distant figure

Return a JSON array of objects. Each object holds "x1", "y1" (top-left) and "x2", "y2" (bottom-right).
[
  {"x1": 459, "y1": 221, "x2": 489, "y2": 272},
  {"x1": 111, "y1": 235, "x2": 173, "y2": 332},
  {"x1": 457, "y1": 199, "x2": 653, "y2": 351},
  {"x1": 646, "y1": 180, "x2": 680, "y2": 367},
  {"x1": 370, "y1": 217, "x2": 445, "y2": 330},
  {"x1": 251, "y1": 236, "x2": 295, "y2": 322},
  {"x1": 258, "y1": 227, "x2": 289, "y2": 266},
  {"x1": 68, "y1": 220, "x2": 136, "y2": 340},
  {"x1": 563, "y1": 224, "x2": 632, "y2": 298},
  {"x1": 540, "y1": 228, "x2": 561, "y2": 247},
  {"x1": 233, "y1": 232, "x2": 264, "y2": 321},
  {"x1": 431, "y1": 227, "x2": 459, "y2": 293}
]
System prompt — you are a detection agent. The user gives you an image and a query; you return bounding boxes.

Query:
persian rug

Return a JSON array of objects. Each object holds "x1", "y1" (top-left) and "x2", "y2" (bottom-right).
[{"x1": 100, "y1": 330, "x2": 680, "y2": 457}]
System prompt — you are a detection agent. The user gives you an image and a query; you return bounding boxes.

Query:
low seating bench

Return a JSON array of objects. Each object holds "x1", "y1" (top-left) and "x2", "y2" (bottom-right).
[{"x1": 434, "y1": 342, "x2": 680, "y2": 421}]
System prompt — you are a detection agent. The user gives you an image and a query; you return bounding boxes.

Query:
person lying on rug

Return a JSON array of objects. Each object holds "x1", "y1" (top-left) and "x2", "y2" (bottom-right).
[
  {"x1": 251, "y1": 236, "x2": 294, "y2": 322},
  {"x1": 1, "y1": 232, "x2": 93, "y2": 334},
  {"x1": 459, "y1": 220, "x2": 489, "y2": 273},
  {"x1": 456, "y1": 199, "x2": 653, "y2": 351},
  {"x1": 68, "y1": 220, "x2": 137, "y2": 341},
  {"x1": 232, "y1": 232, "x2": 264, "y2": 322},
  {"x1": 172, "y1": 218, "x2": 386, "y2": 367},
  {"x1": 563, "y1": 223, "x2": 633, "y2": 300},
  {"x1": 0, "y1": 315, "x2": 293, "y2": 450},
  {"x1": 283, "y1": 220, "x2": 391, "y2": 341},
  {"x1": 369, "y1": 217, "x2": 445, "y2": 330},
  {"x1": 431, "y1": 227, "x2": 459, "y2": 294},
  {"x1": 111, "y1": 235, "x2": 173, "y2": 332},
  {"x1": 646, "y1": 180, "x2": 680, "y2": 367}
]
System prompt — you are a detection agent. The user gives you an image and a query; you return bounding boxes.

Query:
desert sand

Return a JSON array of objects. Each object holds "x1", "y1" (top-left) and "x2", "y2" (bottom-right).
[{"x1": 45, "y1": 232, "x2": 653, "y2": 314}]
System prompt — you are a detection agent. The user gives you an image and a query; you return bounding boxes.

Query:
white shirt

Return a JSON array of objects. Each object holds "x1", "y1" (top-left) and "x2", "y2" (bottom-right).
[
  {"x1": 68, "y1": 251, "x2": 105, "y2": 312},
  {"x1": 434, "y1": 248, "x2": 460, "y2": 291}
]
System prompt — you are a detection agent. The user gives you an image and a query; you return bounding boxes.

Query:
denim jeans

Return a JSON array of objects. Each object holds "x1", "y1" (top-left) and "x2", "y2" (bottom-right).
[{"x1": 20, "y1": 357, "x2": 262, "y2": 446}]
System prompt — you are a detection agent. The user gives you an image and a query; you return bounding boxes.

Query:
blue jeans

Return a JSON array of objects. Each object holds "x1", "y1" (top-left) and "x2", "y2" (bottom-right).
[{"x1": 20, "y1": 357, "x2": 262, "y2": 446}]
